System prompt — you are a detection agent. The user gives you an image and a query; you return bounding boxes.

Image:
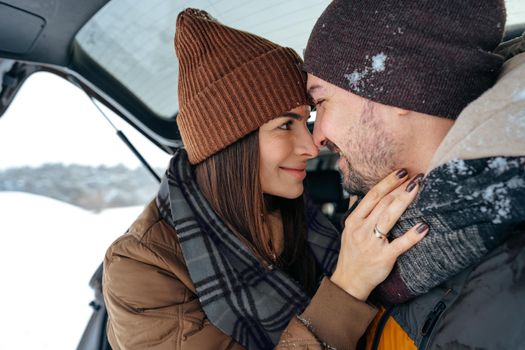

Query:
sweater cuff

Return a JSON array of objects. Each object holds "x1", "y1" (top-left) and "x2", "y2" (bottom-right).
[{"x1": 300, "y1": 277, "x2": 377, "y2": 350}]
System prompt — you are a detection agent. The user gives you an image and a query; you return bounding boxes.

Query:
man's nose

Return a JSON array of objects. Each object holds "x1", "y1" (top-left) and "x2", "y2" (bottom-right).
[{"x1": 312, "y1": 118, "x2": 327, "y2": 148}]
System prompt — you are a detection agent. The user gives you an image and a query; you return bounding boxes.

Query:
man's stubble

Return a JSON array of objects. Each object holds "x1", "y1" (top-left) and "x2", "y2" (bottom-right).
[{"x1": 339, "y1": 100, "x2": 398, "y2": 197}]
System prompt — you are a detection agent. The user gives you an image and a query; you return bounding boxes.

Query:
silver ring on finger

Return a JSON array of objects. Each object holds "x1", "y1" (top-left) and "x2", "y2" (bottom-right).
[{"x1": 373, "y1": 224, "x2": 388, "y2": 240}]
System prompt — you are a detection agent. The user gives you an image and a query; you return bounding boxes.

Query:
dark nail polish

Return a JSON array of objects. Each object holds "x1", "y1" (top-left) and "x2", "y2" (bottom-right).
[
  {"x1": 416, "y1": 223, "x2": 429, "y2": 234},
  {"x1": 414, "y1": 173, "x2": 425, "y2": 183},
  {"x1": 405, "y1": 174, "x2": 424, "y2": 192},
  {"x1": 406, "y1": 181, "x2": 417, "y2": 192},
  {"x1": 396, "y1": 168, "x2": 408, "y2": 179}
]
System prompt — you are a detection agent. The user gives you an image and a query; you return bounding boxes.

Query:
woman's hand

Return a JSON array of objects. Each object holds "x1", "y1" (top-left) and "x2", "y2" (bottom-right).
[{"x1": 330, "y1": 169, "x2": 428, "y2": 301}]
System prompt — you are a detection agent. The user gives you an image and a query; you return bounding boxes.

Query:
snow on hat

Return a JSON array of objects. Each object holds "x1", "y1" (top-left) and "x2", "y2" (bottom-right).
[{"x1": 304, "y1": 0, "x2": 507, "y2": 119}]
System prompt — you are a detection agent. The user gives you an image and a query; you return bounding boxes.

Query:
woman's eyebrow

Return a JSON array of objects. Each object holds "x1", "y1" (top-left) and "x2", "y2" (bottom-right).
[{"x1": 281, "y1": 112, "x2": 305, "y2": 120}]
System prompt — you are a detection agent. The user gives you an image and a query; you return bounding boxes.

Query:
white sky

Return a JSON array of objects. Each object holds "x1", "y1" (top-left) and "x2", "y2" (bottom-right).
[{"x1": 0, "y1": 72, "x2": 172, "y2": 170}]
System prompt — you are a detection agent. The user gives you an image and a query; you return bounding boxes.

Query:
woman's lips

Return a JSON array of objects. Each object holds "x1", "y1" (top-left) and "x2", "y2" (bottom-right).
[{"x1": 280, "y1": 167, "x2": 307, "y2": 179}]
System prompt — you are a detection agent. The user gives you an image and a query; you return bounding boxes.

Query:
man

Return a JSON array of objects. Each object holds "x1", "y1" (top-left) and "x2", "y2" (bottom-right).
[{"x1": 303, "y1": 1, "x2": 525, "y2": 349}]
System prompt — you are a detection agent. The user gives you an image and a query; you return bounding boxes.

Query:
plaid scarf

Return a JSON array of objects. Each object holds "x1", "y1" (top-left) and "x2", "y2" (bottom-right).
[
  {"x1": 156, "y1": 150, "x2": 339, "y2": 349},
  {"x1": 376, "y1": 156, "x2": 525, "y2": 304}
]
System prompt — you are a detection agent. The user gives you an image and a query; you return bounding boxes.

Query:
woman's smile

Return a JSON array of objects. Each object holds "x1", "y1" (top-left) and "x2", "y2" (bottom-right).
[{"x1": 279, "y1": 166, "x2": 307, "y2": 180}]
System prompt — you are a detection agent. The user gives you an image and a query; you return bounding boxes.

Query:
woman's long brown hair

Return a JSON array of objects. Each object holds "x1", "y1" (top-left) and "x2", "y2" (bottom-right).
[{"x1": 195, "y1": 131, "x2": 318, "y2": 295}]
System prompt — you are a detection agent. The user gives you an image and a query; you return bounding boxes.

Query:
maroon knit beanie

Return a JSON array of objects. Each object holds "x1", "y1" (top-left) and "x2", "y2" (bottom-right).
[{"x1": 304, "y1": 1, "x2": 507, "y2": 119}]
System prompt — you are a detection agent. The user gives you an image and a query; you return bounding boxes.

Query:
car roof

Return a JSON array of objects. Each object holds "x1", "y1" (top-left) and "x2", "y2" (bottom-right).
[{"x1": 1, "y1": 0, "x2": 524, "y2": 151}]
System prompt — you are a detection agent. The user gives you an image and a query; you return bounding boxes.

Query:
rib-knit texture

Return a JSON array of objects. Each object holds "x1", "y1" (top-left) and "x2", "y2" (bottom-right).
[
  {"x1": 175, "y1": 9, "x2": 309, "y2": 164},
  {"x1": 304, "y1": 0, "x2": 506, "y2": 119}
]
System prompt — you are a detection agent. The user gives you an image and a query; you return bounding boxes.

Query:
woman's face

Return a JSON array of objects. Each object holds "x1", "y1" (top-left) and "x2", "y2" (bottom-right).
[{"x1": 259, "y1": 105, "x2": 319, "y2": 199}]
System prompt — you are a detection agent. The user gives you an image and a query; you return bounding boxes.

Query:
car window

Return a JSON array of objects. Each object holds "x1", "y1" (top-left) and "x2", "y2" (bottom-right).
[
  {"x1": 74, "y1": 0, "x2": 331, "y2": 119},
  {"x1": 507, "y1": 0, "x2": 525, "y2": 26},
  {"x1": 0, "y1": 72, "x2": 171, "y2": 349},
  {"x1": 75, "y1": 0, "x2": 524, "y2": 121}
]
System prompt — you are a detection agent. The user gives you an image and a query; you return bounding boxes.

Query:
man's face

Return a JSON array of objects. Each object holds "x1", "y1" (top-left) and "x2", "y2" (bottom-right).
[{"x1": 308, "y1": 74, "x2": 401, "y2": 196}]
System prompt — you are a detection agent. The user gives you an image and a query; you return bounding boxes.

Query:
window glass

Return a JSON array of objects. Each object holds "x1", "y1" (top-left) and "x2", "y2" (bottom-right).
[
  {"x1": 75, "y1": 0, "x2": 331, "y2": 119},
  {"x1": 75, "y1": 0, "x2": 523, "y2": 120},
  {"x1": 507, "y1": 0, "x2": 525, "y2": 26}
]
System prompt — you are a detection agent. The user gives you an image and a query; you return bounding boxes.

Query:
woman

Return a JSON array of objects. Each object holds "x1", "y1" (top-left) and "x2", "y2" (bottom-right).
[{"x1": 103, "y1": 9, "x2": 428, "y2": 350}]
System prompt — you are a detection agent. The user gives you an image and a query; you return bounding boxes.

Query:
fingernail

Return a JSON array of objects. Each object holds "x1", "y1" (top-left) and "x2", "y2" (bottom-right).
[
  {"x1": 414, "y1": 173, "x2": 425, "y2": 183},
  {"x1": 406, "y1": 181, "x2": 417, "y2": 192},
  {"x1": 416, "y1": 223, "x2": 429, "y2": 234},
  {"x1": 405, "y1": 173, "x2": 424, "y2": 192},
  {"x1": 395, "y1": 168, "x2": 408, "y2": 179}
]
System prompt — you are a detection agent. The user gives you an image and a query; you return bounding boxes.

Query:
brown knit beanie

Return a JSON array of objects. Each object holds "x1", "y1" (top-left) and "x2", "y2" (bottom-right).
[
  {"x1": 175, "y1": 9, "x2": 309, "y2": 164},
  {"x1": 304, "y1": 1, "x2": 507, "y2": 119}
]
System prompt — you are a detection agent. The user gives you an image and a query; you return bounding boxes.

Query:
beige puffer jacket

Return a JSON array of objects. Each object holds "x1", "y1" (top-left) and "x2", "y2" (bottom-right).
[{"x1": 103, "y1": 200, "x2": 377, "y2": 350}]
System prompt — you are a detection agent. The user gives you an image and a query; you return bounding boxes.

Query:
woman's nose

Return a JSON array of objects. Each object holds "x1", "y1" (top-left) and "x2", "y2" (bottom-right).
[{"x1": 297, "y1": 128, "x2": 320, "y2": 159}]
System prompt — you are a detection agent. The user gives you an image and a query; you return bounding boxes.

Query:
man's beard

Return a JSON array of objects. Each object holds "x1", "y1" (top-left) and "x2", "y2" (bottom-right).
[
  {"x1": 328, "y1": 99, "x2": 398, "y2": 197},
  {"x1": 339, "y1": 155, "x2": 376, "y2": 197},
  {"x1": 337, "y1": 135, "x2": 397, "y2": 197}
]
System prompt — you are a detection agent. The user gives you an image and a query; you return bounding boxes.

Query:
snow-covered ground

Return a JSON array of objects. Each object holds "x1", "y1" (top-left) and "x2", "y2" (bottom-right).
[{"x1": 0, "y1": 192, "x2": 146, "y2": 350}]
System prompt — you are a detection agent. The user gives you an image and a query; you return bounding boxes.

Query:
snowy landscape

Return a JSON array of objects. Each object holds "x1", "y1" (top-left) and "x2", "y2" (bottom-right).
[
  {"x1": 0, "y1": 164, "x2": 161, "y2": 211},
  {"x1": 0, "y1": 192, "x2": 145, "y2": 349},
  {"x1": 0, "y1": 70, "x2": 170, "y2": 350}
]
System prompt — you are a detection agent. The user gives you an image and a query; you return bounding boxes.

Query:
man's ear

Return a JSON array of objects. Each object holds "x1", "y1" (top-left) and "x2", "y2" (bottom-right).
[{"x1": 394, "y1": 107, "x2": 410, "y2": 116}]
